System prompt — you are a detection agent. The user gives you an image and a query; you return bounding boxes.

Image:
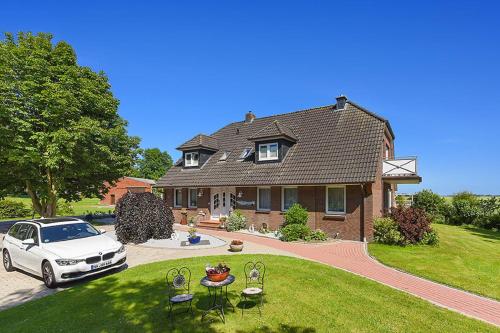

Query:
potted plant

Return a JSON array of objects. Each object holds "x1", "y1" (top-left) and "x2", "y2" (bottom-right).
[
  {"x1": 188, "y1": 216, "x2": 196, "y2": 227},
  {"x1": 205, "y1": 263, "x2": 230, "y2": 282},
  {"x1": 229, "y1": 239, "x2": 244, "y2": 252},
  {"x1": 188, "y1": 227, "x2": 201, "y2": 244}
]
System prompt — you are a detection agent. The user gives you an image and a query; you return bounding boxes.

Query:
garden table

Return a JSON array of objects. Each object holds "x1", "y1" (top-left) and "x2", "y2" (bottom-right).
[{"x1": 200, "y1": 274, "x2": 235, "y2": 323}]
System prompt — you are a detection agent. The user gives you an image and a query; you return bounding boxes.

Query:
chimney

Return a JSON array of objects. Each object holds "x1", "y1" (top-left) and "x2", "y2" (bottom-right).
[
  {"x1": 336, "y1": 95, "x2": 347, "y2": 110},
  {"x1": 245, "y1": 111, "x2": 256, "y2": 123}
]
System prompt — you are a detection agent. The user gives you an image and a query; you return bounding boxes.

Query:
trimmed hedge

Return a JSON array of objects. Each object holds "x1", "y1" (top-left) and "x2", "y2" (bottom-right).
[
  {"x1": 115, "y1": 192, "x2": 173, "y2": 244},
  {"x1": 0, "y1": 199, "x2": 31, "y2": 218}
]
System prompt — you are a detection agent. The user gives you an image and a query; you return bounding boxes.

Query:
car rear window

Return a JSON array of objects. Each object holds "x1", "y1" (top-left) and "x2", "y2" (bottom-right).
[{"x1": 40, "y1": 223, "x2": 100, "y2": 243}]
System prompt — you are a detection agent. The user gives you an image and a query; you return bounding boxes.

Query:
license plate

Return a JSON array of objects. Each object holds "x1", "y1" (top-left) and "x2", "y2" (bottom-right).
[{"x1": 91, "y1": 260, "x2": 112, "y2": 270}]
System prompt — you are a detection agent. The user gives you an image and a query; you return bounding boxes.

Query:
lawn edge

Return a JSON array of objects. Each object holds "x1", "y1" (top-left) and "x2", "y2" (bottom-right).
[{"x1": 366, "y1": 242, "x2": 500, "y2": 302}]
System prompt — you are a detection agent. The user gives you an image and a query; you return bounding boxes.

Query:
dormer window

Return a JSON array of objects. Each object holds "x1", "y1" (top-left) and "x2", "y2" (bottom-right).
[
  {"x1": 239, "y1": 148, "x2": 252, "y2": 160},
  {"x1": 219, "y1": 151, "x2": 231, "y2": 161},
  {"x1": 185, "y1": 152, "x2": 199, "y2": 167},
  {"x1": 258, "y1": 143, "x2": 278, "y2": 161}
]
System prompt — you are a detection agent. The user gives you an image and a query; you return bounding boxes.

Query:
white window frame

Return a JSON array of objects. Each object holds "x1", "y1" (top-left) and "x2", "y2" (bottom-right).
[
  {"x1": 174, "y1": 188, "x2": 182, "y2": 208},
  {"x1": 188, "y1": 188, "x2": 198, "y2": 208},
  {"x1": 185, "y1": 152, "x2": 199, "y2": 167},
  {"x1": 256, "y1": 187, "x2": 271, "y2": 211},
  {"x1": 325, "y1": 185, "x2": 346, "y2": 215},
  {"x1": 258, "y1": 143, "x2": 279, "y2": 161},
  {"x1": 239, "y1": 148, "x2": 252, "y2": 160},
  {"x1": 281, "y1": 186, "x2": 298, "y2": 211},
  {"x1": 219, "y1": 151, "x2": 231, "y2": 161}
]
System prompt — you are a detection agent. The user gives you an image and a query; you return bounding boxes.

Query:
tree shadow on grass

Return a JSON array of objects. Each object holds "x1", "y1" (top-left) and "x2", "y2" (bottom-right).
[
  {"x1": 13, "y1": 272, "x2": 314, "y2": 333},
  {"x1": 1, "y1": 264, "x2": 129, "y2": 311},
  {"x1": 463, "y1": 225, "x2": 500, "y2": 242},
  {"x1": 234, "y1": 325, "x2": 317, "y2": 333},
  {"x1": 47, "y1": 276, "x2": 222, "y2": 333}
]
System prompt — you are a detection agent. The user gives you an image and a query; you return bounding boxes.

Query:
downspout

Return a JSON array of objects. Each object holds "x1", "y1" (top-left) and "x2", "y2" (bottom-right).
[{"x1": 360, "y1": 184, "x2": 366, "y2": 243}]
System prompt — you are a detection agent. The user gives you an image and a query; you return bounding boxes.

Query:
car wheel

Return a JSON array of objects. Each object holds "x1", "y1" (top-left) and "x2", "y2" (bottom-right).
[
  {"x1": 42, "y1": 261, "x2": 57, "y2": 288},
  {"x1": 3, "y1": 250, "x2": 14, "y2": 272}
]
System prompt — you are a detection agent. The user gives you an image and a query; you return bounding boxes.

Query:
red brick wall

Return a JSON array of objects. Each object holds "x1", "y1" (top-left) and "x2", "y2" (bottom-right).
[
  {"x1": 311, "y1": 185, "x2": 364, "y2": 241},
  {"x1": 164, "y1": 187, "x2": 210, "y2": 223},
  {"x1": 232, "y1": 185, "x2": 367, "y2": 240},
  {"x1": 162, "y1": 184, "x2": 375, "y2": 241},
  {"x1": 100, "y1": 177, "x2": 153, "y2": 205},
  {"x1": 296, "y1": 186, "x2": 317, "y2": 229}
]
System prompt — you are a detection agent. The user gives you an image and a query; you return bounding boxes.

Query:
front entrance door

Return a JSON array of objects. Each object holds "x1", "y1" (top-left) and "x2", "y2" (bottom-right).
[{"x1": 211, "y1": 187, "x2": 236, "y2": 220}]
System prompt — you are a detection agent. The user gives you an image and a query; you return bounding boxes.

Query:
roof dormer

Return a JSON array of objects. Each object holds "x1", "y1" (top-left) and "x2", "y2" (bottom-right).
[
  {"x1": 177, "y1": 134, "x2": 218, "y2": 168},
  {"x1": 247, "y1": 120, "x2": 297, "y2": 143},
  {"x1": 248, "y1": 120, "x2": 297, "y2": 164},
  {"x1": 176, "y1": 134, "x2": 219, "y2": 152}
]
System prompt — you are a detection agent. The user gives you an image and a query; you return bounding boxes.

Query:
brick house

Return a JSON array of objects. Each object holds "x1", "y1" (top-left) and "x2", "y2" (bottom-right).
[
  {"x1": 100, "y1": 177, "x2": 156, "y2": 205},
  {"x1": 156, "y1": 96, "x2": 421, "y2": 241}
]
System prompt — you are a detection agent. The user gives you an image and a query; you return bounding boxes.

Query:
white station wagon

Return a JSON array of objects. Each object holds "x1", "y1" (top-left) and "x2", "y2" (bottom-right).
[{"x1": 2, "y1": 217, "x2": 126, "y2": 288}]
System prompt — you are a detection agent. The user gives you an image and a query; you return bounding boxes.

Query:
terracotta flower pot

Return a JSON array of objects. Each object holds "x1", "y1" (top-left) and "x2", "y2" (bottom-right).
[
  {"x1": 206, "y1": 270, "x2": 230, "y2": 282},
  {"x1": 229, "y1": 244, "x2": 243, "y2": 252}
]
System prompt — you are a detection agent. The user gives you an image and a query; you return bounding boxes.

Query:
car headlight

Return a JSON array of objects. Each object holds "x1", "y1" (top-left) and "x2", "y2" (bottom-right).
[
  {"x1": 116, "y1": 245, "x2": 125, "y2": 254},
  {"x1": 55, "y1": 259, "x2": 85, "y2": 266}
]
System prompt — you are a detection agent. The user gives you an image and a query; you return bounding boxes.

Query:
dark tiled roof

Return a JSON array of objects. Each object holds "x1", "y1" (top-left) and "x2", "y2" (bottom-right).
[
  {"x1": 177, "y1": 134, "x2": 219, "y2": 151},
  {"x1": 248, "y1": 120, "x2": 297, "y2": 142},
  {"x1": 157, "y1": 101, "x2": 388, "y2": 187}
]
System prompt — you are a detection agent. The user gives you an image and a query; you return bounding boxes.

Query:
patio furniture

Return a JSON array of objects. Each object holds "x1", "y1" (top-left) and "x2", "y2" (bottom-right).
[
  {"x1": 241, "y1": 261, "x2": 265, "y2": 316},
  {"x1": 166, "y1": 267, "x2": 194, "y2": 322},
  {"x1": 200, "y1": 274, "x2": 235, "y2": 323}
]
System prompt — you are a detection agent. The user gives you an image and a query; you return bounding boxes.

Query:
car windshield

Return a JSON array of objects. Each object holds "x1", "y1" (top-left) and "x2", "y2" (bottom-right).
[{"x1": 40, "y1": 223, "x2": 100, "y2": 243}]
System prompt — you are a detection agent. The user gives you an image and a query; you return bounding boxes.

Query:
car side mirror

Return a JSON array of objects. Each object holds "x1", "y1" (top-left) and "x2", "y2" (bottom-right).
[
  {"x1": 99, "y1": 229, "x2": 106, "y2": 234},
  {"x1": 22, "y1": 238, "x2": 35, "y2": 245}
]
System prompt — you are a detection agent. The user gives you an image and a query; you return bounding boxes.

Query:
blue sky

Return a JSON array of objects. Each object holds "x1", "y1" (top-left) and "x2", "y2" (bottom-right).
[{"x1": 2, "y1": 1, "x2": 499, "y2": 195}]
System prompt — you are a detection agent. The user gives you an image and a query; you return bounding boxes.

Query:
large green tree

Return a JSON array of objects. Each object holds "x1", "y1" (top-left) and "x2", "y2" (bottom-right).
[
  {"x1": 132, "y1": 148, "x2": 173, "y2": 180},
  {"x1": 0, "y1": 32, "x2": 139, "y2": 217}
]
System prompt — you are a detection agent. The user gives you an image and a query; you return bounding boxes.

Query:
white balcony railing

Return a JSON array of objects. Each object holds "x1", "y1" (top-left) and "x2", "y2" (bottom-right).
[{"x1": 383, "y1": 157, "x2": 417, "y2": 177}]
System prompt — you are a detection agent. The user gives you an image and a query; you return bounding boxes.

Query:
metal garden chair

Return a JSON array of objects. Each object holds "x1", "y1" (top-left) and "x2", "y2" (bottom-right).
[
  {"x1": 166, "y1": 267, "x2": 194, "y2": 322},
  {"x1": 241, "y1": 261, "x2": 266, "y2": 316}
]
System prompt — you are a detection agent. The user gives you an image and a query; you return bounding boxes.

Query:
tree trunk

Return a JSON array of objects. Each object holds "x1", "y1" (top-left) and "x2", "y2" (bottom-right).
[
  {"x1": 25, "y1": 175, "x2": 58, "y2": 218},
  {"x1": 45, "y1": 169, "x2": 58, "y2": 217},
  {"x1": 26, "y1": 180, "x2": 43, "y2": 217}
]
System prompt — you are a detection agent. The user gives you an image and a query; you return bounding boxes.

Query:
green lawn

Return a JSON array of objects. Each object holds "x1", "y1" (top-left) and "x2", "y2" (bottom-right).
[
  {"x1": 369, "y1": 224, "x2": 500, "y2": 300},
  {"x1": 0, "y1": 196, "x2": 113, "y2": 221},
  {"x1": 0, "y1": 255, "x2": 497, "y2": 333}
]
